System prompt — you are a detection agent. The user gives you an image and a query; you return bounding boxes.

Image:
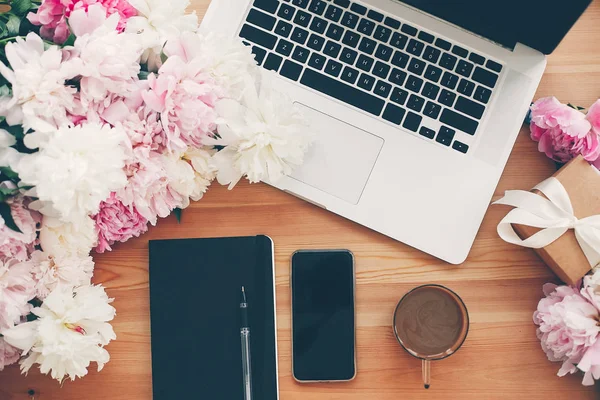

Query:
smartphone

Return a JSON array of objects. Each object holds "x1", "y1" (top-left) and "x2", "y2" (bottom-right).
[{"x1": 291, "y1": 250, "x2": 356, "y2": 382}]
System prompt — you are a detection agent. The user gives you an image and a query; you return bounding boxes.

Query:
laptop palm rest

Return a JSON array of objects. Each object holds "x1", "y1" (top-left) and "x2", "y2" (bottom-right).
[{"x1": 291, "y1": 103, "x2": 384, "y2": 205}]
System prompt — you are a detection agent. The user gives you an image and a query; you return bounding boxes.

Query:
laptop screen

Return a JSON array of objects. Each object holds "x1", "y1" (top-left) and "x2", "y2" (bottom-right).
[{"x1": 399, "y1": 0, "x2": 591, "y2": 54}]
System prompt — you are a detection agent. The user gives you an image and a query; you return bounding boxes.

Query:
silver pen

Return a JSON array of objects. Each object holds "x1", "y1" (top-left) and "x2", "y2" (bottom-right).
[{"x1": 240, "y1": 286, "x2": 253, "y2": 400}]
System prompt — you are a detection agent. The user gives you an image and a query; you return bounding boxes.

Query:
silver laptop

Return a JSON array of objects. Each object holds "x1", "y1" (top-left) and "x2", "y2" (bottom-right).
[{"x1": 201, "y1": 0, "x2": 591, "y2": 263}]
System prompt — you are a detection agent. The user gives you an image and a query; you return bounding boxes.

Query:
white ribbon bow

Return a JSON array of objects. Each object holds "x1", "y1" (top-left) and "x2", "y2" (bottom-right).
[{"x1": 493, "y1": 177, "x2": 600, "y2": 269}]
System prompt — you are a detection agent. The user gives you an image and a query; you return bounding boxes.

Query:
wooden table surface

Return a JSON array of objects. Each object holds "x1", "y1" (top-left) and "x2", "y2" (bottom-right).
[{"x1": 2, "y1": 1, "x2": 600, "y2": 399}]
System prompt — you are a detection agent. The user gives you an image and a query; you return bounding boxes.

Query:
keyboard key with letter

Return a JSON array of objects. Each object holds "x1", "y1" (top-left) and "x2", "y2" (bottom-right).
[
  {"x1": 308, "y1": 53, "x2": 326, "y2": 70},
  {"x1": 292, "y1": 46, "x2": 310, "y2": 63},
  {"x1": 325, "y1": 59, "x2": 343, "y2": 77}
]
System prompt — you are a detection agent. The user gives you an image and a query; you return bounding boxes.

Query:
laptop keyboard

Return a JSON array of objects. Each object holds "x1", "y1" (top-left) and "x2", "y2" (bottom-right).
[{"x1": 240, "y1": 0, "x2": 503, "y2": 155}]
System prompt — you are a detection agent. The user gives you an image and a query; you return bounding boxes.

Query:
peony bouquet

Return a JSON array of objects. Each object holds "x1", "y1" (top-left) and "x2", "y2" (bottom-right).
[
  {"x1": 534, "y1": 269, "x2": 600, "y2": 386},
  {"x1": 529, "y1": 96, "x2": 600, "y2": 167},
  {"x1": 0, "y1": 0, "x2": 311, "y2": 383}
]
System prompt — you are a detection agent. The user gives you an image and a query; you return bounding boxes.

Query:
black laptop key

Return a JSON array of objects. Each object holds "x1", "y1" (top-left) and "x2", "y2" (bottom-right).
[
  {"x1": 374, "y1": 25, "x2": 391, "y2": 43},
  {"x1": 373, "y1": 61, "x2": 390, "y2": 79},
  {"x1": 457, "y1": 79, "x2": 475, "y2": 96},
  {"x1": 307, "y1": 34, "x2": 325, "y2": 51},
  {"x1": 401, "y1": 24, "x2": 417, "y2": 36},
  {"x1": 439, "y1": 53, "x2": 457, "y2": 70},
  {"x1": 486, "y1": 59, "x2": 502, "y2": 73},
  {"x1": 292, "y1": 0, "x2": 309, "y2": 8},
  {"x1": 340, "y1": 47, "x2": 358, "y2": 65},
  {"x1": 333, "y1": 0, "x2": 350, "y2": 8},
  {"x1": 247, "y1": 9, "x2": 277, "y2": 30},
  {"x1": 418, "y1": 31, "x2": 434, "y2": 44},
  {"x1": 291, "y1": 27, "x2": 309, "y2": 44},
  {"x1": 309, "y1": 16, "x2": 327, "y2": 33},
  {"x1": 436, "y1": 126, "x2": 455, "y2": 146},
  {"x1": 357, "y1": 73, "x2": 376, "y2": 91},
  {"x1": 367, "y1": 9, "x2": 384, "y2": 22},
  {"x1": 469, "y1": 52, "x2": 485, "y2": 65},
  {"x1": 308, "y1": 53, "x2": 326, "y2": 70},
  {"x1": 350, "y1": 3, "x2": 366, "y2": 15},
  {"x1": 251, "y1": 46, "x2": 267, "y2": 65},
  {"x1": 419, "y1": 126, "x2": 435, "y2": 139},
  {"x1": 326, "y1": 23, "x2": 344, "y2": 40},
  {"x1": 421, "y1": 82, "x2": 440, "y2": 100},
  {"x1": 294, "y1": 10, "x2": 312, "y2": 27},
  {"x1": 264, "y1": 53, "x2": 283, "y2": 71},
  {"x1": 424, "y1": 65, "x2": 442, "y2": 82},
  {"x1": 405, "y1": 75, "x2": 423, "y2": 93},
  {"x1": 374, "y1": 80, "x2": 392, "y2": 98},
  {"x1": 292, "y1": 46, "x2": 310, "y2": 63},
  {"x1": 390, "y1": 32, "x2": 408, "y2": 50},
  {"x1": 301, "y1": 69, "x2": 385, "y2": 115},
  {"x1": 325, "y1": 59, "x2": 343, "y2": 77},
  {"x1": 340, "y1": 66, "x2": 359, "y2": 83},
  {"x1": 384, "y1": 17, "x2": 400, "y2": 29},
  {"x1": 407, "y1": 39, "x2": 424, "y2": 56},
  {"x1": 375, "y1": 44, "x2": 393, "y2": 62},
  {"x1": 423, "y1": 101, "x2": 441, "y2": 119},
  {"x1": 324, "y1": 40, "x2": 342, "y2": 57},
  {"x1": 357, "y1": 18, "x2": 375, "y2": 35},
  {"x1": 451, "y1": 45, "x2": 468, "y2": 58},
  {"x1": 342, "y1": 30, "x2": 360, "y2": 48},
  {"x1": 440, "y1": 71, "x2": 458, "y2": 89},
  {"x1": 276, "y1": 39, "x2": 294, "y2": 56},
  {"x1": 402, "y1": 111, "x2": 422, "y2": 131},
  {"x1": 440, "y1": 108, "x2": 478, "y2": 135},
  {"x1": 472, "y1": 67, "x2": 499, "y2": 88},
  {"x1": 456, "y1": 60, "x2": 473, "y2": 77},
  {"x1": 324, "y1": 4, "x2": 343, "y2": 22},
  {"x1": 407, "y1": 94, "x2": 425, "y2": 112},
  {"x1": 382, "y1": 103, "x2": 406, "y2": 125},
  {"x1": 391, "y1": 87, "x2": 408, "y2": 105},
  {"x1": 356, "y1": 54, "x2": 374, "y2": 72},
  {"x1": 253, "y1": 0, "x2": 278, "y2": 14},
  {"x1": 389, "y1": 68, "x2": 407, "y2": 86},
  {"x1": 275, "y1": 20, "x2": 293, "y2": 37},
  {"x1": 240, "y1": 24, "x2": 277, "y2": 49},
  {"x1": 452, "y1": 141, "x2": 469, "y2": 154},
  {"x1": 278, "y1": 3, "x2": 295, "y2": 20},
  {"x1": 407, "y1": 58, "x2": 426, "y2": 76},
  {"x1": 438, "y1": 89, "x2": 456, "y2": 107},
  {"x1": 474, "y1": 85, "x2": 492, "y2": 104},
  {"x1": 455, "y1": 96, "x2": 485, "y2": 119},
  {"x1": 309, "y1": 0, "x2": 327, "y2": 14},
  {"x1": 341, "y1": 11, "x2": 359, "y2": 29},
  {"x1": 423, "y1": 46, "x2": 441, "y2": 63},
  {"x1": 359, "y1": 37, "x2": 377, "y2": 54},
  {"x1": 391, "y1": 51, "x2": 409, "y2": 68},
  {"x1": 280, "y1": 60, "x2": 303, "y2": 80},
  {"x1": 434, "y1": 38, "x2": 451, "y2": 51}
]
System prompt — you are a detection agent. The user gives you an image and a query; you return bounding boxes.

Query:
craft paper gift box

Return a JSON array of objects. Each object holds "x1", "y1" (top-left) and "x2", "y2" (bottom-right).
[{"x1": 500, "y1": 156, "x2": 600, "y2": 285}]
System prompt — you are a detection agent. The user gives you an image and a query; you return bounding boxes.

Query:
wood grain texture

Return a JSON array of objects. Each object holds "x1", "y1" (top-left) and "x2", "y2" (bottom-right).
[{"x1": 1, "y1": 1, "x2": 600, "y2": 399}]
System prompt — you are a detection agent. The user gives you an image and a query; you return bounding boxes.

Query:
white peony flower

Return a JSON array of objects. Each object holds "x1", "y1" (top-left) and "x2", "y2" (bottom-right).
[
  {"x1": 15, "y1": 123, "x2": 130, "y2": 222},
  {"x1": 0, "y1": 336, "x2": 20, "y2": 371},
  {"x1": 206, "y1": 76, "x2": 312, "y2": 188},
  {"x1": 0, "y1": 258, "x2": 35, "y2": 331},
  {"x1": 183, "y1": 147, "x2": 217, "y2": 201},
  {"x1": 126, "y1": 0, "x2": 198, "y2": 71},
  {"x1": 0, "y1": 33, "x2": 77, "y2": 131},
  {"x1": 30, "y1": 250, "x2": 94, "y2": 300},
  {"x1": 163, "y1": 31, "x2": 258, "y2": 100},
  {"x1": 39, "y1": 216, "x2": 97, "y2": 258},
  {"x1": 2, "y1": 284, "x2": 116, "y2": 382},
  {"x1": 0, "y1": 129, "x2": 21, "y2": 168}
]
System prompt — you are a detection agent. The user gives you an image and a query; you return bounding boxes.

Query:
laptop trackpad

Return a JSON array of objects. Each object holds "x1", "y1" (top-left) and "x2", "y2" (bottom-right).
[{"x1": 291, "y1": 103, "x2": 384, "y2": 205}]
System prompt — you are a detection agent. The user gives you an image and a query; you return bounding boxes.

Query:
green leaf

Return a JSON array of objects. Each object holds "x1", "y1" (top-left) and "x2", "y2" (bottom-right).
[
  {"x1": 0, "y1": 186, "x2": 17, "y2": 196},
  {"x1": 63, "y1": 33, "x2": 76, "y2": 47},
  {"x1": 0, "y1": 20, "x2": 8, "y2": 38},
  {"x1": 160, "y1": 51, "x2": 168, "y2": 64},
  {"x1": 0, "y1": 166, "x2": 18, "y2": 180},
  {"x1": 173, "y1": 208, "x2": 182, "y2": 223},
  {"x1": 11, "y1": 0, "x2": 33, "y2": 16},
  {"x1": 6, "y1": 13, "x2": 19, "y2": 36},
  {"x1": 18, "y1": 184, "x2": 33, "y2": 191},
  {"x1": 0, "y1": 202, "x2": 21, "y2": 233},
  {"x1": 0, "y1": 84, "x2": 10, "y2": 97},
  {"x1": 138, "y1": 70, "x2": 150, "y2": 80},
  {"x1": 2, "y1": 123, "x2": 24, "y2": 140}
]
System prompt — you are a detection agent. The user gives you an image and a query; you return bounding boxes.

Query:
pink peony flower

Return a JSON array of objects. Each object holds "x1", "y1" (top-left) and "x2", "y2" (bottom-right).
[
  {"x1": 587, "y1": 99, "x2": 600, "y2": 136},
  {"x1": 534, "y1": 283, "x2": 600, "y2": 381},
  {"x1": 0, "y1": 197, "x2": 41, "y2": 263},
  {"x1": 530, "y1": 97, "x2": 591, "y2": 137},
  {"x1": 93, "y1": 192, "x2": 148, "y2": 253},
  {"x1": 142, "y1": 59, "x2": 220, "y2": 152},
  {"x1": 0, "y1": 336, "x2": 20, "y2": 371},
  {"x1": 28, "y1": 0, "x2": 136, "y2": 44},
  {"x1": 0, "y1": 258, "x2": 35, "y2": 332}
]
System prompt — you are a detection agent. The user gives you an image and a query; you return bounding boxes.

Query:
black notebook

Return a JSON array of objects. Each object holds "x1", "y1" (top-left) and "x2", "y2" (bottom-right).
[{"x1": 148, "y1": 235, "x2": 278, "y2": 399}]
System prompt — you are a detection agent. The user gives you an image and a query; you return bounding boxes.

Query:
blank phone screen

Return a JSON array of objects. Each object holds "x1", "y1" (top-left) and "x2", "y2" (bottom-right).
[{"x1": 291, "y1": 250, "x2": 355, "y2": 381}]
